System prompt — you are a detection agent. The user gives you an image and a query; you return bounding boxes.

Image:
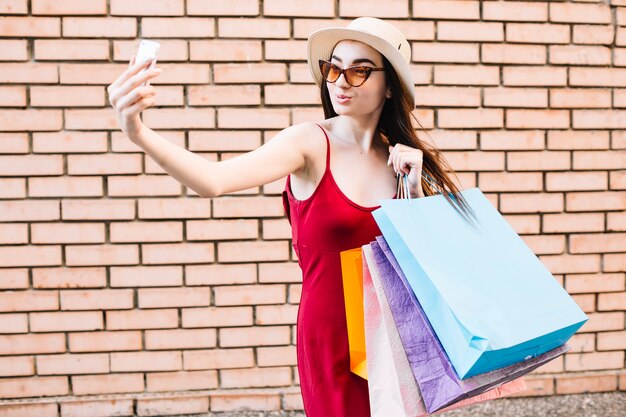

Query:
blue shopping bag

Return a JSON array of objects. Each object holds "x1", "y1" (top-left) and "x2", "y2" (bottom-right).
[{"x1": 371, "y1": 181, "x2": 588, "y2": 379}]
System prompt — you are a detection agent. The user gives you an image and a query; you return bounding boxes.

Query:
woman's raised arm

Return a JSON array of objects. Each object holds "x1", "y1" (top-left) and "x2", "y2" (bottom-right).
[{"x1": 107, "y1": 54, "x2": 309, "y2": 198}]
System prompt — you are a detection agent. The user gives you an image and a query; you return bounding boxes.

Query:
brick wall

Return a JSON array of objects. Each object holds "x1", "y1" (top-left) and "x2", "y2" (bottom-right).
[{"x1": 0, "y1": 0, "x2": 625, "y2": 415}]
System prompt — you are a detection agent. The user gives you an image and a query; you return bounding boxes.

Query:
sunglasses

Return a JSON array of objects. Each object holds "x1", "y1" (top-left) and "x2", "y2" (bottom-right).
[{"x1": 319, "y1": 59, "x2": 385, "y2": 87}]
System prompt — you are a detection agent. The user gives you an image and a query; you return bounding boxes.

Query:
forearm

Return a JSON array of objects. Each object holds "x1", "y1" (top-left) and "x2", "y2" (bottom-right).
[{"x1": 129, "y1": 124, "x2": 219, "y2": 198}]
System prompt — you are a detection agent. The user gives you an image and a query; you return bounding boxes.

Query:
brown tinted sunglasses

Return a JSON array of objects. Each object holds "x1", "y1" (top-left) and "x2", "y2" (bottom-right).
[{"x1": 319, "y1": 59, "x2": 385, "y2": 87}]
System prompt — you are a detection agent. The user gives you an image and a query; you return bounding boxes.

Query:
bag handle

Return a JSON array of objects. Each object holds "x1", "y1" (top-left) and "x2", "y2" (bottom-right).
[{"x1": 396, "y1": 171, "x2": 444, "y2": 200}]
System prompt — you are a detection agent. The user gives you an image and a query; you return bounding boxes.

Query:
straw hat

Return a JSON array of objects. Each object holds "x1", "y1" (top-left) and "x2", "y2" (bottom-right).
[{"x1": 307, "y1": 16, "x2": 415, "y2": 108}]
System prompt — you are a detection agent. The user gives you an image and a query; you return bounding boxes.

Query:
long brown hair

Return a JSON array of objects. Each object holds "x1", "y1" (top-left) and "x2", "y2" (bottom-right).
[{"x1": 319, "y1": 53, "x2": 478, "y2": 224}]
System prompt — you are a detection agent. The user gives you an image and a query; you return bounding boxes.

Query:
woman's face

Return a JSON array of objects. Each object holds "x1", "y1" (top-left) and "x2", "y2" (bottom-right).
[{"x1": 326, "y1": 40, "x2": 391, "y2": 116}]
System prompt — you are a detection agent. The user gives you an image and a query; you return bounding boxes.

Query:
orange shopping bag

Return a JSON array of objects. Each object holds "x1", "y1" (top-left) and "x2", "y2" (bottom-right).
[{"x1": 340, "y1": 247, "x2": 368, "y2": 379}]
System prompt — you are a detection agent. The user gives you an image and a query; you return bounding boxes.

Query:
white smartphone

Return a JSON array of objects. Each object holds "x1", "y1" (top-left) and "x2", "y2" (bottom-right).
[{"x1": 135, "y1": 39, "x2": 160, "y2": 86}]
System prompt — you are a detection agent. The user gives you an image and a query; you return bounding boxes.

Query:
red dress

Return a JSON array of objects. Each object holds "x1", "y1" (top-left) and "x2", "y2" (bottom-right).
[{"x1": 281, "y1": 123, "x2": 396, "y2": 417}]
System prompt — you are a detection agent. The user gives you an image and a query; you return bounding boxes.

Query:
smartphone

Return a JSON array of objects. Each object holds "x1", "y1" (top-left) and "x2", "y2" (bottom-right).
[{"x1": 135, "y1": 39, "x2": 160, "y2": 86}]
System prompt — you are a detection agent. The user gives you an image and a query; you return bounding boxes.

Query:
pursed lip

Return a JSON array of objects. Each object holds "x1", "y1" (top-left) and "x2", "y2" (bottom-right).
[{"x1": 336, "y1": 94, "x2": 352, "y2": 99}]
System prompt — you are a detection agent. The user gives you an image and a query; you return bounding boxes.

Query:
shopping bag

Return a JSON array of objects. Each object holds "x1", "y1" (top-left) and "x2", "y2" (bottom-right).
[
  {"x1": 339, "y1": 247, "x2": 368, "y2": 379},
  {"x1": 362, "y1": 243, "x2": 528, "y2": 416},
  {"x1": 371, "y1": 185, "x2": 588, "y2": 379},
  {"x1": 371, "y1": 236, "x2": 569, "y2": 412}
]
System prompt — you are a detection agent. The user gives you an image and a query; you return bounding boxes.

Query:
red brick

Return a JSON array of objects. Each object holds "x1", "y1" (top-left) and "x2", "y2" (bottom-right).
[
  {"x1": 0, "y1": 290, "x2": 58, "y2": 312},
  {"x1": 484, "y1": 87, "x2": 547, "y2": 108},
  {"x1": 0, "y1": 376, "x2": 68, "y2": 399},
  {"x1": 503, "y1": 66, "x2": 567, "y2": 86},
  {"x1": 182, "y1": 306, "x2": 254, "y2": 328},
  {"x1": 34, "y1": 39, "x2": 109, "y2": 60},
  {"x1": 62, "y1": 199, "x2": 135, "y2": 220},
  {"x1": 0, "y1": 109, "x2": 62, "y2": 131},
  {"x1": 60, "y1": 289, "x2": 134, "y2": 310},
  {"x1": 0, "y1": 0, "x2": 27, "y2": 14},
  {"x1": 597, "y1": 331, "x2": 626, "y2": 351},
  {"x1": 543, "y1": 213, "x2": 605, "y2": 234},
  {"x1": 31, "y1": 222, "x2": 105, "y2": 244},
  {"x1": 72, "y1": 373, "x2": 144, "y2": 395},
  {"x1": 36, "y1": 353, "x2": 109, "y2": 375},
  {"x1": 547, "y1": 130, "x2": 609, "y2": 150},
  {"x1": 220, "y1": 366, "x2": 291, "y2": 388},
  {"x1": 110, "y1": 265, "x2": 182, "y2": 288},
  {"x1": 141, "y1": 17, "x2": 214, "y2": 37},
  {"x1": 556, "y1": 374, "x2": 618, "y2": 394},
  {"x1": 190, "y1": 39, "x2": 262, "y2": 61},
  {"x1": 69, "y1": 331, "x2": 142, "y2": 352},
  {"x1": 0, "y1": 39, "x2": 27, "y2": 60},
  {"x1": 183, "y1": 348, "x2": 255, "y2": 370},
  {"x1": 570, "y1": 233, "x2": 626, "y2": 254},
  {"x1": 110, "y1": 221, "x2": 183, "y2": 243},
  {"x1": 139, "y1": 287, "x2": 211, "y2": 308},
  {"x1": 574, "y1": 24, "x2": 615, "y2": 45},
  {"x1": 0, "y1": 334, "x2": 61, "y2": 360},
  {"x1": 265, "y1": 39, "x2": 307, "y2": 60},
  {"x1": 257, "y1": 345, "x2": 297, "y2": 368},
  {"x1": 214, "y1": 63, "x2": 287, "y2": 83},
  {"x1": 187, "y1": 0, "x2": 258, "y2": 15},
  {"x1": 0, "y1": 63, "x2": 57, "y2": 83},
  {"x1": 142, "y1": 242, "x2": 214, "y2": 264},
  {"x1": 550, "y1": 2, "x2": 612, "y2": 24},
  {"x1": 106, "y1": 309, "x2": 178, "y2": 330},
  {"x1": 186, "y1": 219, "x2": 258, "y2": 240},
  {"x1": 483, "y1": 44, "x2": 546, "y2": 64},
  {"x1": 0, "y1": 16, "x2": 60, "y2": 37},
  {"x1": 570, "y1": 68, "x2": 626, "y2": 87},
  {"x1": 484, "y1": 1, "x2": 547, "y2": 22},
  {"x1": 565, "y1": 351, "x2": 625, "y2": 371},
  {"x1": 264, "y1": 0, "x2": 333, "y2": 17},
  {"x1": 32, "y1": 0, "x2": 106, "y2": 15},
  {"x1": 219, "y1": 326, "x2": 291, "y2": 348},
  {"x1": 580, "y1": 312, "x2": 624, "y2": 333},
  {"x1": 146, "y1": 370, "x2": 218, "y2": 392},
  {"x1": 0, "y1": 245, "x2": 62, "y2": 268},
  {"x1": 110, "y1": 0, "x2": 184, "y2": 16},
  {"x1": 0, "y1": 313, "x2": 28, "y2": 333},
  {"x1": 62, "y1": 17, "x2": 136, "y2": 37},
  {"x1": 210, "y1": 392, "x2": 281, "y2": 412},
  {"x1": 29, "y1": 176, "x2": 103, "y2": 197},
  {"x1": 65, "y1": 244, "x2": 138, "y2": 266},
  {"x1": 549, "y1": 45, "x2": 611, "y2": 65},
  {"x1": 111, "y1": 351, "x2": 181, "y2": 372},
  {"x1": 137, "y1": 396, "x2": 209, "y2": 415},
  {"x1": 438, "y1": 109, "x2": 503, "y2": 129},
  {"x1": 0, "y1": 154, "x2": 62, "y2": 176},
  {"x1": 256, "y1": 304, "x2": 298, "y2": 325},
  {"x1": 218, "y1": 241, "x2": 290, "y2": 263},
  {"x1": 566, "y1": 191, "x2": 626, "y2": 212},
  {"x1": 145, "y1": 328, "x2": 217, "y2": 350},
  {"x1": 108, "y1": 175, "x2": 182, "y2": 197},
  {"x1": 61, "y1": 400, "x2": 134, "y2": 417},
  {"x1": 478, "y1": 172, "x2": 542, "y2": 193},
  {"x1": 567, "y1": 333, "x2": 596, "y2": 353},
  {"x1": 33, "y1": 131, "x2": 108, "y2": 153},
  {"x1": 0, "y1": 356, "x2": 34, "y2": 377},
  {"x1": 539, "y1": 254, "x2": 600, "y2": 275},
  {"x1": 551, "y1": 88, "x2": 611, "y2": 109},
  {"x1": 506, "y1": 23, "x2": 569, "y2": 44},
  {"x1": 412, "y1": 0, "x2": 479, "y2": 20},
  {"x1": 340, "y1": 0, "x2": 408, "y2": 18},
  {"x1": 32, "y1": 267, "x2": 106, "y2": 289},
  {"x1": 113, "y1": 38, "x2": 188, "y2": 62},
  {"x1": 566, "y1": 273, "x2": 626, "y2": 294},
  {"x1": 546, "y1": 172, "x2": 607, "y2": 192},
  {"x1": 185, "y1": 264, "x2": 256, "y2": 286},
  {"x1": 598, "y1": 292, "x2": 626, "y2": 311},
  {"x1": 413, "y1": 42, "x2": 479, "y2": 63}
]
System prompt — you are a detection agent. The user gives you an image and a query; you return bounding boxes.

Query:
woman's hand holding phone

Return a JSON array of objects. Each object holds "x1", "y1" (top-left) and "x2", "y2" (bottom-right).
[{"x1": 106, "y1": 53, "x2": 162, "y2": 141}]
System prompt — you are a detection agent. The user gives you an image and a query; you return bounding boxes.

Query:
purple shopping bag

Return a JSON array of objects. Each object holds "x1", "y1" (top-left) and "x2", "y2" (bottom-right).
[{"x1": 372, "y1": 236, "x2": 570, "y2": 413}]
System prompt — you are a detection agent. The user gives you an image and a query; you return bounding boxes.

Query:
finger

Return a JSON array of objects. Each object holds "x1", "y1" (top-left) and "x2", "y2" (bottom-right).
[
  {"x1": 129, "y1": 54, "x2": 136, "y2": 68},
  {"x1": 110, "y1": 68, "x2": 161, "y2": 105},
  {"x1": 123, "y1": 95, "x2": 157, "y2": 117},
  {"x1": 110, "y1": 58, "x2": 153, "y2": 92},
  {"x1": 115, "y1": 86, "x2": 156, "y2": 111}
]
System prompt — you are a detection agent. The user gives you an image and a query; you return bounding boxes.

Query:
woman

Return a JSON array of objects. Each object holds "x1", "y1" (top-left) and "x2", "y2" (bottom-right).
[{"x1": 107, "y1": 16, "x2": 472, "y2": 417}]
